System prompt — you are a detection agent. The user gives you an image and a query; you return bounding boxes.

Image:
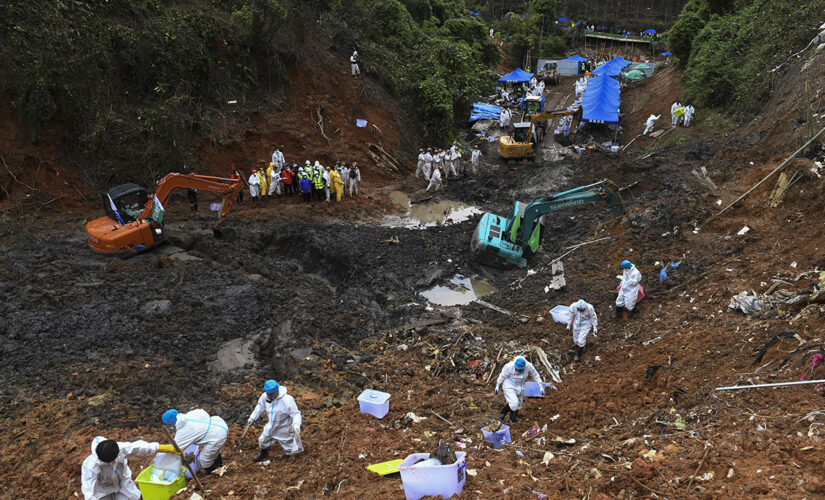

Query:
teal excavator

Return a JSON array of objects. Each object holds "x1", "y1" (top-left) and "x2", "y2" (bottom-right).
[{"x1": 471, "y1": 180, "x2": 625, "y2": 268}]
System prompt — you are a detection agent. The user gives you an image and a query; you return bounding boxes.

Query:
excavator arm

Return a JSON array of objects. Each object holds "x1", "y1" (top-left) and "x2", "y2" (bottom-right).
[
  {"x1": 86, "y1": 173, "x2": 241, "y2": 255},
  {"x1": 139, "y1": 173, "x2": 242, "y2": 229},
  {"x1": 472, "y1": 179, "x2": 624, "y2": 268},
  {"x1": 514, "y1": 179, "x2": 623, "y2": 251},
  {"x1": 525, "y1": 107, "x2": 583, "y2": 143}
]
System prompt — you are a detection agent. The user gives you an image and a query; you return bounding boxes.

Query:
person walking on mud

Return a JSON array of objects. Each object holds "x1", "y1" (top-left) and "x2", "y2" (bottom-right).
[
  {"x1": 616, "y1": 260, "x2": 642, "y2": 319},
  {"x1": 470, "y1": 145, "x2": 482, "y2": 176},
  {"x1": 247, "y1": 380, "x2": 303, "y2": 462},
  {"x1": 568, "y1": 299, "x2": 598, "y2": 361},
  {"x1": 495, "y1": 356, "x2": 544, "y2": 422},
  {"x1": 426, "y1": 165, "x2": 443, "y2": 192}
]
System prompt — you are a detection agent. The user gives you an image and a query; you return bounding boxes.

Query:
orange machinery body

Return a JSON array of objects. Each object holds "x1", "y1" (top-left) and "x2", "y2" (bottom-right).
[{"x1": 86, "y1": 173, "x2": 241, "y2": 254}]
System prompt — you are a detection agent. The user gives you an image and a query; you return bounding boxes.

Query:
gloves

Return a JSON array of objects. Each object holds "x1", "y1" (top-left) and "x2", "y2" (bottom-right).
[
  {"x1": 157, "y1": 444, "x2": 179, "y2": 454},
  {"x1": 291, "y1": 422, "x2": 301, "y2": 435},
  {"x1": 566, "y1": 323, "x2": 571, "y2": 330},
  {"x1": 592, "y1": 326, "x2": 598, "y2": 336},
  {"x1": 247, "y1": 416, "x2": 255, "y2": 426}
]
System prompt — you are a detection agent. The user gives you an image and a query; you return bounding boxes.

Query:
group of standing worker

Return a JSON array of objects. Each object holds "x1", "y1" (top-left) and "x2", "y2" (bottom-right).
[
  {"x1": 415, "y1": 143, "x2": 483, "y2": 193},
  {"x1": 81, "y1": 380, "x2": 302, "y2": 499},
  {"x1": 643, "y1": 102, "x2": 695, "y2": 135},
  {"x1": 494, "y1": 260, "x2": 643, "y2": 422},
  {"x1": 233, "y1": 146, "x2": 361, "y2": 205}
]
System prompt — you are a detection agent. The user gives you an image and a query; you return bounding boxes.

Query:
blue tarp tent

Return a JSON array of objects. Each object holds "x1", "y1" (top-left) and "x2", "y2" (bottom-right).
[
  {"x1": 581, "y1": 75, "x2": 621, "y2": 123},
  {"x1": 643, "y1": 29, "x2": 656, "y2": 34},
  {"x1": 558, "y1": 17, "x2": 569, "y2": 22},
  {"x1": 660, "y1": 51, "x2": 672, "y2": 56},
  {"x1": 561, "y1": 55, "x2": 587, "y2": 62},
  {"x1": 498, "y1": 68, "x2": 534, "y2": 83},
  {"x1": 592, "y1": 57, "x2": 631, "y2": 77}
]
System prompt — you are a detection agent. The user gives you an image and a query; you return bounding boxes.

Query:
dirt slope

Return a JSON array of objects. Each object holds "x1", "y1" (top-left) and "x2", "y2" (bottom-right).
[{"x1": 4, "y1": 26, "x2": 825, "y2": 500}]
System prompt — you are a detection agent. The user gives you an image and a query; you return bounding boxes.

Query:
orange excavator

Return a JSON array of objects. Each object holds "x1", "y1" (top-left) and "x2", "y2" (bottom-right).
[{"x1": 86, "y1": 173, "x2": 241, "y2": 254}]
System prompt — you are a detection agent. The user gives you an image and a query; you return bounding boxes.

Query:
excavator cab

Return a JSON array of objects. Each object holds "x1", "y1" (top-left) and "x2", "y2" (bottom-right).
[{"x1": 104, "y1": 183, "x2": 148, "y2": 223}]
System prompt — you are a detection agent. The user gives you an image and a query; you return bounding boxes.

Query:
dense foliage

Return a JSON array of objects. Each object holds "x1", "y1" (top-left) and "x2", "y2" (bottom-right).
[
  {"x1": 324, "y1": 0, "x2": 500, "y2": 142},
  {"x1": 670, "y1": 0, "x2": 825, "y2": 114},
  {"x1": 1, "y1": 0, "x2": 500, "y2": 186}
]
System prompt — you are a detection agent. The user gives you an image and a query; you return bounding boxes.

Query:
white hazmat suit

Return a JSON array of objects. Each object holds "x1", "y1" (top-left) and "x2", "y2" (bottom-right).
[
  {"x1": 643, "y1": 114, "x2": 660, "y2": 135},
  {"x1": 495, "y1": 359, "x2": 543, "y2": 412},
  {"x1": 470, "y1": 148, "x2": 482, "y2": 175},
  {"x1": 426, "y1": 168, "x2": 442, "y2": 192},
  {"x1": 348, "y1": 166, "x2": 360, "y2": 196},
  {"x1": 248, "y1": 173, "x2": 260, "y2": 198},
  {"x1": 249, "y1": 387, "x2": 303, "y2": 455},
  {"x1": 172, "y1": 409, "x2": 228, "y2": 469},
  {"x1": 670, "y1": 102, "x2": 680, "y2": 127},
  {"x1": 81, "y1": 437, "x2": 158, "y2": 500},
  {"x1": 423, "y1": 151, "x2": 433, "y2": 179},
  {"x1": 616, "y1": 264, "x2": 643, "y2": 312},
  {"x1": 568, "y1": 299, "x2": 598, "y2": 348},
  {"x1": 415, "y1": 151, "x2": 426, "y2": 178}
]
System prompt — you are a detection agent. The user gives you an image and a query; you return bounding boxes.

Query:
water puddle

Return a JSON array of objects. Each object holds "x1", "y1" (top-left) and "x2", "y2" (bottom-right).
[
  {"x1": 383, "y1": 191, "x2": 481, "y2": 228},
  {"x1": 419, "y1": 274, "x2": 496, "y2": 306}
]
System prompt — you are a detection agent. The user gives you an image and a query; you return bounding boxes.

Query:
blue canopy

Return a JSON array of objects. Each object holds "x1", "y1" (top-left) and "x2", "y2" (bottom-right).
[
  {"x1": 643, "y1": 29, "x2": 656, "y2": 34},
  {"x1": 561, "y1": 55, "x2": 587, "y2": 62},
  {"x1": 558, "y1": 17, "x2": 569, "y2": 22},
  {"x1": 498, "y1": 68, "x2": 534, "y2": 83},
  {"x1": 581, "y1": 75, "x2": 621, "y2": 123},
  {"x1": 592, "y1": 57, "x2": 631, "y2": 77},
  {"x1": 660, "y1": 51, "x2": 672, "y2": 56}
]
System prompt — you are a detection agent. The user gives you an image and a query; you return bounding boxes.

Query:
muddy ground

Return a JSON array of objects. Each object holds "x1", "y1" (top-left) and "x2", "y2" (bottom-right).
[{"x1": 4, "y1": 59, "x2": 825, "y2": 500}]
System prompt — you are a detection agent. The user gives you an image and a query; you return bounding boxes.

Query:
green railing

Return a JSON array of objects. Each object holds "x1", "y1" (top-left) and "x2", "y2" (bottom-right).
[{"x1": 583, "y1": 32, "x2": 658, "y2": 44}]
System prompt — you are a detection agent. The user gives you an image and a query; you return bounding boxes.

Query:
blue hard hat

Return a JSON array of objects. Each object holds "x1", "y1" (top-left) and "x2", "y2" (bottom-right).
[
  {"x1": 621, "y1": 260, "x2": 632, "y2": 269},
  {"x1": 264, "y1": 380, "x2": 280, "y2": 394},
  {"x1": 514, "y1": 357, "x2": 526, "y2": 370},
  {"x1": 162, "y1": 409, "x2": 178, "y2": 425}
]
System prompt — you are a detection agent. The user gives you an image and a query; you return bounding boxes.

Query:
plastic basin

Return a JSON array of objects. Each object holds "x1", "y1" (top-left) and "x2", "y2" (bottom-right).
[
  {"x1": 398, "y1": 452, "x2": 467, "y2": 500},
  {"x1": 482, "y1": 424, "x2": 511, "y2": 449},
  {"x1": 135, "y1": 465, "x2": 186, "y2": 500},
  {"x1": 549, "y1": 305, "x2": 570, "y2": 323},
  {"x1": 358, "y1": 389, "x2": 390, "y2": 419}
]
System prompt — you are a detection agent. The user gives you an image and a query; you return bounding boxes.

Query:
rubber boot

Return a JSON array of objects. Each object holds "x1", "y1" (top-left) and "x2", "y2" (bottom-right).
[
  {"x1": 615, "y1": 305, "x2": 623, "y2": 319},
  {"x1": 499, "y1": 404, "x2": 511, "y2": 421},
  {"x1": 202, "y1": 453, "x2": 222, "y2": 474},
  {"x1": 575, "y1": 345, "x2": 583, "y2": 361},
  {"x1": 510, "y1": 410, "x2": 521, "y2": 423},
  {"x1": 253, "y1": 448, "x2": 269, "y2": 462}
]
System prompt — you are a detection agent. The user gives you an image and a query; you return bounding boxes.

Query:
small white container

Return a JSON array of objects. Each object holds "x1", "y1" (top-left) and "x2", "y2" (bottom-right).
[
  {"x1": 357, "y1": 389, "x2": 390, "y2": 419},
  {"x1": 398, "y1": 452, "x2": 467, "y2": 500}
]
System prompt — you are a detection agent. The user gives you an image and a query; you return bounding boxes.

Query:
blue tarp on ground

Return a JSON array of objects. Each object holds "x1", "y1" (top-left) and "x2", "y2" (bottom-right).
[
  {"x1": 561, "y1": 54, "x2": 587, "y2": 62},
  {"x1": 497, "y1": 68, "x2": 534, "y2": 83},
  {"x1": 469, "y1": 102, "x2": 502, "y2": 122},
  {"x1": 592, "y1": 57, "x2": 631, "y2": 77},
  {"x1": 660, "y1": 51, "x2": 672, "y2": 56},
  {"x1": 643, "y1": 29, "x2": 657, "y2": 34},
  {"x1": 581, "y1": 75, "x2": 621, "y2": 123}
]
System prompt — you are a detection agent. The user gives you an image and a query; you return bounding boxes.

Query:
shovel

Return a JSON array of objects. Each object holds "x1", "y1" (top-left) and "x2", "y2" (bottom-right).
[
  {"x1": 236, "y1": 423, "x2": 251, "y2": 449},
  {"x1": 162, "y1": 426, "x2": 206, "y2": 494}
]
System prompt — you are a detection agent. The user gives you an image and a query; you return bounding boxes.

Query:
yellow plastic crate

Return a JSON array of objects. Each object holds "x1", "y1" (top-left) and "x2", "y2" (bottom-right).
[{"x1": 135, "y1": 465, "x2": 186, "y2": 500}]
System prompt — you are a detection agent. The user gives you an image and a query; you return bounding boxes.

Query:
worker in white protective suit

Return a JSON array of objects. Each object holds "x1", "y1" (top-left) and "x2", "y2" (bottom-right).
[
  {"x1": 426, "y1": 166, "x2": 443, "y2": 192},
  {"x1": 248, "y1": 169, "x2": 261, "y2": 203},
  {"x1": 448, "y1": 142, "x2": 460, "y2": 177},
  {"x1": 348, "y1": 163, "x2": 360, "y2": 196},
  {"x1": 162, "y1": 408, "x2": 228, "y2": 474},
  {"x1": 643, "y1": 114, "x2": 660, "y2": 135},
  {"x1": 616, "y1": 259, "x2": 642, "y2": 319},
  {"x1": 494, "y1": 356, "x2": 543, "y2": 422},
  {"x1": 271, "y1": 147, "x2": 285, "y2": 169},
  {"x1": 470, "y1": 145, "x2": 482, "y2": 175},
  {"x1": 567, "y1": 299, "x2": 598, "y2": 361},
  {"x1": 81, "y1": 436, "x2": 176, "y2": 500},
  {"x1": 670, "y1": 101, "x2": 681, "y2": 127},
  {"x1": 423, "y1": 148, "x2": 433, "y2": 179},
  {"x1": 683, "y1": 105, "x2": 695, "y2": 127},
  {"x1": 247, "y1": 380, "x2": 303, "y2": 461},
  {"x1": 350, "y1": 51, "x2": 360, "y2": 76},
  {"x1": 415, "y1": 148, "x2": 426, "y2": 178}
]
